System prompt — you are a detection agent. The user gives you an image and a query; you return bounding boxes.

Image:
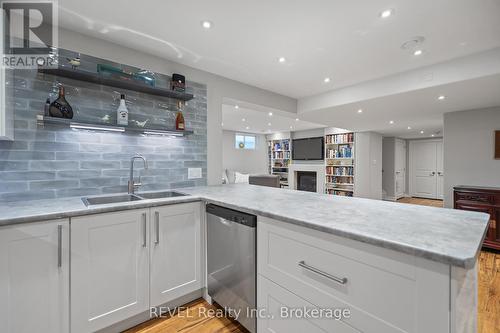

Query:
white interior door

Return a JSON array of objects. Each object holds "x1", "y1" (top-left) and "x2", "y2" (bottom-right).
[
  {"x1": 0, "y1": 220, "x2": 69, "y2": 333},
  {"x1": 150, "y1": 203, "x2": 202, "y2": 306},
  {"x1": 395, "y1": 139, "x2": 406, "y2": 199},
  {"x1": 411, "y1": 141, "x2": 438, "y2": 199},
  {"x1": 71, "y1": 209, "x2": 150, "y2": 333},
  {"x1": 436, "y1": 141, "x2": 444, "y2": 200}
]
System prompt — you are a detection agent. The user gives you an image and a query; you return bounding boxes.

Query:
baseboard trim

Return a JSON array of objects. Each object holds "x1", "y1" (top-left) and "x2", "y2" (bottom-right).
[{"x1": 96, "y1": 289, "x2": 203, "y2": 333}]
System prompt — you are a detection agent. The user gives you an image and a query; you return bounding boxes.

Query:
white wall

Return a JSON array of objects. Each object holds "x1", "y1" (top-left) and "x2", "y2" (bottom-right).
[
  {"x1": 355, "y1": 132, "x2": 383, "y2": 200},
  {"x1": 443, "y1": 107, "x2": 500, "y2": 207},
  {"x1": 222, "y1": 130, "x2": 268, "y2": 175},
  {"x1": 382, "y1": 137, "x2": 396, "y2": 199},
  {"x1": 58, "y1": 28, "x2": 297, "y2": 185}
]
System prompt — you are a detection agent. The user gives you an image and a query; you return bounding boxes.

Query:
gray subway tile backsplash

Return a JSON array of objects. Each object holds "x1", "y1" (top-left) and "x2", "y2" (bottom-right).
[{"x1": 0, "y1": 49, "x2": 207, "y2": 201}]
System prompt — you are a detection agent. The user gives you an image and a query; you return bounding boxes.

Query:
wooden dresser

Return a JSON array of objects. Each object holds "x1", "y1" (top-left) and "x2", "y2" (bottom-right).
[{"x1": 454, "y1": 186, "x2": 500, "y2": 250}]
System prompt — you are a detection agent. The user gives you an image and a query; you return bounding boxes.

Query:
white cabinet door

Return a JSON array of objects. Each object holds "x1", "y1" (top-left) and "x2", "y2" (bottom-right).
[
  {"x1": 436, "y1": 141, "x2": 444, "y2": 200},
  {"x1": 150, "y1": 202, "x2": 202, "y2": 306},
  {"x1": 0, "y1": 220, "x2": 69, "y2": 333},
  {"x1": 71, "y1": 209, "x2": 150, "y2": 333},
  {"x1": 411, "y1": 140, "x2": 438, "y2": 198}
]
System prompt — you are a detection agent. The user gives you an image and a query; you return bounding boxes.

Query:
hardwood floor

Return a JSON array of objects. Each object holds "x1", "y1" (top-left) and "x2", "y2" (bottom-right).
[
  {"x1": 126, "y1": 197, "x2": 498, "y2": 333},
  {"x1": 397, "y1": 196, "x2": 445, "y2": 207},
  {"x1": 398, "y1": 197, "x2": 499, "y2": 333},
  {"x1": 124, "y1": 299, "x2": 247, "y2": 333}
]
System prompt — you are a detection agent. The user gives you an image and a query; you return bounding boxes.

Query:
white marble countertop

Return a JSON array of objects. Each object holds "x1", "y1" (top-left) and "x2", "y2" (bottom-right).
[{"x1": 0, "y1": 184, "x2": 489, "y2": 269}]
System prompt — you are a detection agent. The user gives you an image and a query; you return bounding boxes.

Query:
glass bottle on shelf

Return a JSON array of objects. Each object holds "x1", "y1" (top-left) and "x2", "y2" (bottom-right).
[
  {"x1": 49, "y1": 85, "x2": 73, "y2": 119},
  {"x1": 175, "y1": 100, "x2": 185, "y2": 130}
]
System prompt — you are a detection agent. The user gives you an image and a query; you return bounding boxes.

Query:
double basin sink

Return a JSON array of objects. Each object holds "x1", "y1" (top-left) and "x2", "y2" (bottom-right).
[{"x1": 82, "y1": 191, "x2": 188, "y2": 207}]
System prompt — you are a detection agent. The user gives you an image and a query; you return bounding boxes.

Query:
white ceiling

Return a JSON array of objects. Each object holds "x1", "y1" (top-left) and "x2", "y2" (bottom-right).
[
  {"x1": 222, "y1": 103, "x2": 324, "y2": 135},
  {"x1": 299, "y1": 73, "x2": 500, "y2": 138},
  {"x1": 58, "y1": 0, "x2": 500, "y2": 99}
]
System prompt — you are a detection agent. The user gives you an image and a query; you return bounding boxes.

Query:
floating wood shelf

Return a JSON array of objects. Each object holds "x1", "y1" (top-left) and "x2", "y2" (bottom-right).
[
  {"x1": 37, "y1": 115, "x2": 193, "y2": 137},
  {"x1": 38, "y1": 68, "x2": 194, "y2": 101}
]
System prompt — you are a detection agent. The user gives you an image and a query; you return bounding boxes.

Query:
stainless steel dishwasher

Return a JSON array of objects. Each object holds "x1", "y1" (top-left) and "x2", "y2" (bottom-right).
[{"x1": 206, "y1": 204, "x2": 256, "y2": 333}]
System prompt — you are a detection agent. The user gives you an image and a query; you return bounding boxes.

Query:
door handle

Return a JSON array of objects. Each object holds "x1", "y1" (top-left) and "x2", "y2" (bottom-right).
[
  {"x1": 154, "y1": 211, "x2": 160, "y2": 245},
  {"x1": 142, "y1": 213, "x2": 147, "y2": 248},
  {"x1": 57, "y1": 225, "x2": 62, "y2": 268}
]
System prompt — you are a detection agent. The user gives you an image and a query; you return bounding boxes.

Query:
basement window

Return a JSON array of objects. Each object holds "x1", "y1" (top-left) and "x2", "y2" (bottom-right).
[{"x1": 235, "y1": 134, "x2": 256, "y2": 150}]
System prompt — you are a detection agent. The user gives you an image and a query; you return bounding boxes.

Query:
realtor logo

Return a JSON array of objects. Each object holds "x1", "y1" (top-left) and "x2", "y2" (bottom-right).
[{"x1": 1, "y1": 0, "x2": 58, "y2": 68}]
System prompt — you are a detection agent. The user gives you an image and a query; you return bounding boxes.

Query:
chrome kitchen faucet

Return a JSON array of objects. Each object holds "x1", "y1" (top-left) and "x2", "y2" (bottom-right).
[{"x1": 128, "y1": 154, "x2": 148, "y2": 194}]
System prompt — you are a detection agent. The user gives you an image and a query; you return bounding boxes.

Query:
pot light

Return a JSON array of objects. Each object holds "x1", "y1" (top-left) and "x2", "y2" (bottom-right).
[
  {"x1": 324, "y1": 77, "x2": 331, "y2": 83},
  {"x1": 295, "y1": 118, "x2": 299, "y2": 121},
  {"x1": 221, "y1": 122, "x2": 224, "y2": 126},
  {"x1": 357, "y1": 109, "x2": 363, "y2": 114},
  {"x1": 407, "y1": 126, "x2": 412, "y2": 130},
  {"x1": 420, "y1": 130, "x2": 424, "y2": 134},
  {"x1": 242, "y1": 118, "x2": 246, "y2": 122},
  {"x1": 268, "y1": 122, "x2": 271, "y2": 126},
  {"x1": 389, "y1": 120, "x2": 394, "y2": 124},
  {"x1": 379, "y1": 9, "x2": 394, "y2": 19},
  {"x1": 413, "y1": 49, "x2": 423, "y2": 56},
  {"x1": 438, "y1": 95, "x2": 446, "y2": 100},
  {"x1": 290, "y1": 126, "x2": 293, "y2": 129},
  {"x1": 234, "y1": 105, "x2": 239, "y2": 109},
  {"x1": 278, "y1": 57, "x2": 286, "y2": 63},
  {"x1": 245, "y1": 126, "x2": 250, "y2": 130},
  {"x1": 201, "y1": 20, "x2": 212, "y2": 29},
  {"x1": 431, "y1": 134, "x2": 435, "y2": 137},
  {"x1": 268, "y1": 112, "x2": 273, "y2": 116}
]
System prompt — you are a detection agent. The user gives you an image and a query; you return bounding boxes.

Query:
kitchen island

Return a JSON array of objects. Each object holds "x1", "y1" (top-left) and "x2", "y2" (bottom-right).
[{"x1": 0, "y1": 184, "x2": 489, "y2": 333}]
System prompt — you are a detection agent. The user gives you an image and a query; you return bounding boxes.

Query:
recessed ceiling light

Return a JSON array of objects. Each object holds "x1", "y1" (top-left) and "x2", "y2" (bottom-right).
[
  {"x1": 379, "y1": 9, "x2": 394, "y2": 19},
  {"x1": 357, "y1": 109, "x2": 363, "y2": 113},
  {"x1": 438, "y1": 95, "x2": 446, "y2": 100},
  {"x1": 242, "y1": 118, "x2": 246, "y2": 122},
  {"x1": 295, "y1": 118, "x2": 299, "y2": 121},
  {"x1": 201, "y1": 20, "x2": 212, "y2": 29},
  {"x1": 389, "y1": 120, "x2": 394, "y2": 124},
  {"x1": 420, "y1": 130, "x2": 424, "y2": 134},
  {"x1": 268, "y1": 112, "x2": 273, "y2": 116},
  {"x1": 290, "y1": 126, "x2": 293, "y2": 129},
  {"x1": 278, "y1": 57, "x2": 286, "y2": 63},
  {"x1": 324, "y1": 77, "x2": 331, "y2": 83},
  {"x1": 234, "y1": 105, "x2": 239, "y2": 109},
  {"x1": 413, "y1": 49, "x2": 423, "y2": 56},
  {"x1": 431, "y1": 134, "x2": 435, "y2": 137},
  {"x1": 245, "y1": 126, "x2": 250, "y2": 130},
  {"x1": 221, "y1": 122, "x2": 224, "y2": 126},
  {"x1": 407, "y1": 126, "x2": 412, "y2": 130},
  {"x1": 268, "y1": 122, "x2": 271, "y2": 126}
]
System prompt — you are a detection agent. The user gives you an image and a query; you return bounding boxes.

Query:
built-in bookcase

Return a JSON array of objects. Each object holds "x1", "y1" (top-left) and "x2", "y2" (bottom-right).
[
  {"x1": 268, "y1": 139, "x2": 291, "y2": 188},
  {"x1": 324, "y1": 132, "x2": 354, "y2": 197}
]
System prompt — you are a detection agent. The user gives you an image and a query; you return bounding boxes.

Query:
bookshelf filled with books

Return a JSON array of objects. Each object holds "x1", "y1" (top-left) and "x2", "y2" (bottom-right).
[
  {"x1": 325, "y1": 132, "x2": 355, "y2": 197},
  {"x1": 268, "y1": 139, "x2": 291, "y2": 188}
]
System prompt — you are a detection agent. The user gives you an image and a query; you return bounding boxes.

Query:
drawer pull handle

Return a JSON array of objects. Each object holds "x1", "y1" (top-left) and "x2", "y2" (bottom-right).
[
  {"x1": 142, "y1": 213, "x2": 147, "y2": 248},
  {"x1": 298, "y1": 261, "x2": 348, "y2": 285},
  {"x1": 57, "y1": 225, "x2": 63, "y2": 268},
  {"x1": 154, "y1": 211, "x2": 160, "y2": 245}
]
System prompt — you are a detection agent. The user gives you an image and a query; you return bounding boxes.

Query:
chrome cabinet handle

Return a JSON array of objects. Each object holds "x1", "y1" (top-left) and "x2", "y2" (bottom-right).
[
  {"x1": 154, "y1": 211, "x2": 160, "y2": 245},
  {"x1": 430, "y1": 171, "x2": 436, "y2": 176},
  {"x1": 57, "y1": 225, "x2": 62, "y2": 268},
  {"x1": 298, "y1": 261, "x2": 347, "y2": 285},
  {"x1": 438, "y1": 171, "x2": 443, "y2": 176},
  {"x1": 142, "y1": 213, "x2": 147, "y2": 248}
]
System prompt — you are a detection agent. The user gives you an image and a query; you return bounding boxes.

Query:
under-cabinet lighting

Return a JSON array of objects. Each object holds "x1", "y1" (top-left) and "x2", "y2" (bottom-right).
[
  {"x1": 70, "y1": 123, "x2": 125, "y2": 132},
  {"x1": 143, "y1": 130, "x2": 184, "y2": 137}
]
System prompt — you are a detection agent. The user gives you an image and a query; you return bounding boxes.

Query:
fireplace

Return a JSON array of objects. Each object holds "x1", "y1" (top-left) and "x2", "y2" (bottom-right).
[{"x1": 296, "y1": 171, "x2": 317, "y2": 192}]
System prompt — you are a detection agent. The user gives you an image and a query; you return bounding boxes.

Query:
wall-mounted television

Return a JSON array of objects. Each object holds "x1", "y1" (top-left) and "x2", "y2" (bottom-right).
[{"x1": 292, "y1": 137, "x2": 324, "y2": 160}]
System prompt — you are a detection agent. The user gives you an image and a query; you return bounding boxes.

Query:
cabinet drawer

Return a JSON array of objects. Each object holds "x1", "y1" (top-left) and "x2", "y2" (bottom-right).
[
  {"x1": 455, "y1": 191, "x2": 494, "y2": 205},
  {"x1": 258, "y1": 275, "x2": 357, "y2": 333},
  {"x1": 257, "y1": 217, "x2": 450, "y2": 333}
]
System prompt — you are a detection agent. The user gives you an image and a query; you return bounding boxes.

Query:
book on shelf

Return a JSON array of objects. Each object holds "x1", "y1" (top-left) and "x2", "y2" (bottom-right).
[
  {"x1": 325, "y1": 133, "x2": 354, "y2": 144},
  {"x1": 325, "y1": 145, "x2": 353, "y2": 158},
  {"x1": 325, "y1": 166, "x2": 354, "y2": 176}
]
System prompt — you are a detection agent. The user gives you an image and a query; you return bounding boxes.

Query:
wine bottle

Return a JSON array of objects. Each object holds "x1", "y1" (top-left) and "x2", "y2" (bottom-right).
[
  {"x1": 49, "y1": 85, "x2": 73, "y2": 119},
  {"x1": 175, "y1": 101, "x2": 185, "y2": 130}
]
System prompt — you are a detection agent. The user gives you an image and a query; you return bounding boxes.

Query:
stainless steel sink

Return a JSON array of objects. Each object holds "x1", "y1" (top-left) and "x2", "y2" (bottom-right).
[
  {"x1": 82, "y1": 194, "x2": 143, "y2": 206},
  {"x1": 136, "y1": 191, "x2": 188, "y2": 199}
]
